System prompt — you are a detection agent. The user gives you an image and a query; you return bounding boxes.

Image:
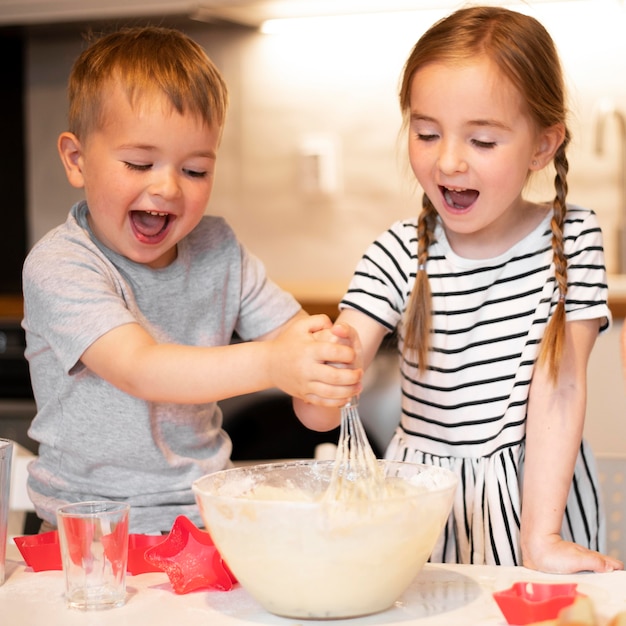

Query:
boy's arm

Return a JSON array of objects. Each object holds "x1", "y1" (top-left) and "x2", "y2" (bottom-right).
[
  {"x1": 521, "y1": 317, "x2": 622, "y2": 573},
  {"x1": 293, "y1": 308, "x2": 388, "y2": 432},
  {"x1": 80, "y1": 311, "x2": 361, "y2": 405}
]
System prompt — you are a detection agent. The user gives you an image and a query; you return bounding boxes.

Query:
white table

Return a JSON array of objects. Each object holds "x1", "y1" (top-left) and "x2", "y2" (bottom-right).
[{"x1": 3, "y1": 542, "x2": 626, "y2": 626}]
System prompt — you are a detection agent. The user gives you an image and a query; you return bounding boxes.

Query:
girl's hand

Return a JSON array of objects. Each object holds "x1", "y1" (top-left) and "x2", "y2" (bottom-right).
[
  {"x1": 299, "y1": 321, "x2": 364, "y2": 411},
  {"x1": 522, "y1": 533, "x2": 623, "y2": 574},
  {"x1": 313, "y1": 321, "x2": 365, "y2": 370},
  {"x1": 330, "y1": 322, "x2": 365, "y2": 370},
  {"x1": 292, "y1": 309, "x2": 385, "y2": 432},
  {"x1": 268, "y1": 314, "x2": 363, "y2": 406}
]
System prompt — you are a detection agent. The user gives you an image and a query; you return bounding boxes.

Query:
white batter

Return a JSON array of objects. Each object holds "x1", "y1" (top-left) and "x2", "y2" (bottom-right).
[{"x1": 196, "y1": 465, "x2": 456, "y2": 619}]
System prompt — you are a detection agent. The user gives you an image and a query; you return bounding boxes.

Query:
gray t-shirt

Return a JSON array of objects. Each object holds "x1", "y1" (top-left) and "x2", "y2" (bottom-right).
[{"x1": 22, "y1": 201, "x2": 301, "y2": 532}]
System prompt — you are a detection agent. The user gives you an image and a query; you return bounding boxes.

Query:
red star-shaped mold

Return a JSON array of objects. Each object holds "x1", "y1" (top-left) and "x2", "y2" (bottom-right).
[{"x1": 144, "y1": 515, "x2": 237, "y2": 594}]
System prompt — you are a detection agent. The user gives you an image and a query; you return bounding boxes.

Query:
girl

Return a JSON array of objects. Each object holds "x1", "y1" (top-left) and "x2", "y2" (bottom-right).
[{"x1": 295, "y1": 6, "x2": 623, "y2": 574}]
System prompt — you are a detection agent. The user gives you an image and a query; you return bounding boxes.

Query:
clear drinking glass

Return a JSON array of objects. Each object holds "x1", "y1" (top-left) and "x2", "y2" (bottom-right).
[
  {"x1": 0, "y1": 439, "x2": 13, "y2": 586},
  {"x1": 57, "y1": 500, "x2": 130, "y2": 610}
]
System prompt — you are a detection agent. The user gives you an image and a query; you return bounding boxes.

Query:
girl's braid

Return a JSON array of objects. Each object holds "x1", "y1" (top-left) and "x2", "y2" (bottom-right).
[
  {"x1": 538, "y1": 132, "x2": 570, "y2": 380},
  {"x1": 404, "y1": 195, "x2": 438, "y2": 372}
]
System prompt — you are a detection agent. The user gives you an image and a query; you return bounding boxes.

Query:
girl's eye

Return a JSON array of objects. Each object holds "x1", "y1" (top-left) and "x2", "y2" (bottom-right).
[
  {"x1": 417, "y1": 133, "x2": 439, "y2": 142},
  {"x1": 123, "y1": 161, "x2": 151, "y2": 171},
  {"x1": 471, "y1": 139, "x2": 497, "y2": 149}
]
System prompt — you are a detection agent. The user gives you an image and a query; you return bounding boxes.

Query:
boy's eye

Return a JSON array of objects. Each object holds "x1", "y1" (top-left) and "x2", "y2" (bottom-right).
[
  {"x1": 184, "y1": 168, "x2": 208, "y2": 179},
  {"x1": 123, "y1": 161, "x2": 151, "y2": 172}
]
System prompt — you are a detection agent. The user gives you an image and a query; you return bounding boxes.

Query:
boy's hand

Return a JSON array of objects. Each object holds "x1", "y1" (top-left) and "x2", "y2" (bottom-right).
[{"x1": 269, "y1": 315, "x2": 363, "y2": 406}]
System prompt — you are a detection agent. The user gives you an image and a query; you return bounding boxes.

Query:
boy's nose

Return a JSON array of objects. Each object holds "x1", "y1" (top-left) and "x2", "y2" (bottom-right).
[
  {"x1": 437, "y1": 140, "x2": 468, "y2": 175},
  {"x1": 150, "y1": 168, "x2": 181, "y2": 199}
]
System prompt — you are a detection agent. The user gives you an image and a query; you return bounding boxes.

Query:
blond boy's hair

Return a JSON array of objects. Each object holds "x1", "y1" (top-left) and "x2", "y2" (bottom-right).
[{"x1": 67, "y1": 26, "x2": 228, "y2": 138}]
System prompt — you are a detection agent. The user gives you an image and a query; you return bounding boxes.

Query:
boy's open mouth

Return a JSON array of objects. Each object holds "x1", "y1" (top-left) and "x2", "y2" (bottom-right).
[
  {"x1": 130, "y1": 210, "x2": 172, "y2": 242},
  {"x1": 441, "y1": 186, "x2": 479, "y2": 210}
]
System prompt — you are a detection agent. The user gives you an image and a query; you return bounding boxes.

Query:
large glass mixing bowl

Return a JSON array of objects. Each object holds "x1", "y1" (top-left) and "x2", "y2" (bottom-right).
[{"x1": 193, "y1": 459, "x2": 457, "y2": 619}]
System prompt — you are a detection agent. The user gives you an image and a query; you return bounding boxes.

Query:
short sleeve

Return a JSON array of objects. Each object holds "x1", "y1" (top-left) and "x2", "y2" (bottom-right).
[
  {"x1": 562, "y1": 207, "x2": 611, "y2": 333},
  {"x1": 235, "y1": 246, "x2": 301, "y2": 340},
  {"x1": 22, "y1": 226, "x2": 138, "y2": 374}
]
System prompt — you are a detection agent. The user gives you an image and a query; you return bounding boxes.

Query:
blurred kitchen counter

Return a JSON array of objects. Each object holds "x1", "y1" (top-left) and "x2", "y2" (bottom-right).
[
  {"x1": 608, "y1": 275, "x2": 626, "y2": 318},
  {"x1": 4, "y1": 275, "x2": 626, "y2": 321},
  {"x1": 0, "y1": 295, "x2": 24, "y2": 320},
  {"x1": 278, "y1": 280, "x2": 346, "y2": 320}
]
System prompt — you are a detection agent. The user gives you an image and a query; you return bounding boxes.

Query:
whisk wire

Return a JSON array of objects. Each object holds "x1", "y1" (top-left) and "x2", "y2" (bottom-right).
[{"x1": 325, "y1": 398, "x2": 386, "y2": 502}]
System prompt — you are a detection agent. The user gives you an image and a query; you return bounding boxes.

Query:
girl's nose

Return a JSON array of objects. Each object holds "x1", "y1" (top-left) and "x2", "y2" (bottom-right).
[{"x1": 437, "y1": 140, "x2": 468, "y2": 175}]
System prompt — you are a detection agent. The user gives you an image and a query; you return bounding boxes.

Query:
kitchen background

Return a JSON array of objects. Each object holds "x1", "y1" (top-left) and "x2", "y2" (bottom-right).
[{"x1": 1, "y1": 0, "x2": 626, "y2": 461}]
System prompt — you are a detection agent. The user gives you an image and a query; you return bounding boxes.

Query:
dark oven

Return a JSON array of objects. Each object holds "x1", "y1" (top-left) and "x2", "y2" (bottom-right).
[{"x1": 0, "y1": 319, "x2": 37, "y2": 454}]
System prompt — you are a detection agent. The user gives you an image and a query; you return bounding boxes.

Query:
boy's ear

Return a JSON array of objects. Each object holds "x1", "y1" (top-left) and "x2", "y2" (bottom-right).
[
  {"x1": 57, "y1": 131, "x2": 86, "y2": 188},
  {"x1": 529, "y1": 123, "x2": 566, "y2": 171}
]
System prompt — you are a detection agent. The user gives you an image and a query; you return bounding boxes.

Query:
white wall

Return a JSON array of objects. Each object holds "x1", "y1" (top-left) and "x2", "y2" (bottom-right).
[
  {"x1": 26, "y1": 1, "x2": 626, "y2": 286},
  {"x1": 586, "y1": 322, "x2": 626, "y2": 456}
]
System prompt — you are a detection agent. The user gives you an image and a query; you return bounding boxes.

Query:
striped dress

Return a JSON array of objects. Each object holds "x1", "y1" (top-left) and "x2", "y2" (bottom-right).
[{"x1": 341, "y1": 205, "x2": 610, "y2": 566}]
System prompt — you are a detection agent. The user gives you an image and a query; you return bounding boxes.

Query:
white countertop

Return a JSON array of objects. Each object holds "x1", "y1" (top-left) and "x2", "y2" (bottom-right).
[{"x1": 3, "y1": 542, "x2": 626, "y2": 626}]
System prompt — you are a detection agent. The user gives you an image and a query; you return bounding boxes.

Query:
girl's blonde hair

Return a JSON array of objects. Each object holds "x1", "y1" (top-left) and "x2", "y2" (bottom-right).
[
  {"x1": 399, "y1": 6, "x2": 570, "y2": 381},
  {"x1": 67, "y1": 26, "x2": 228, "y2": 139}
]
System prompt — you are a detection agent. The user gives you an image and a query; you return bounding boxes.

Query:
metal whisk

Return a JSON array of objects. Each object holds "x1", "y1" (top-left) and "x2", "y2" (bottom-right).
[{"x1": 325, "y1": 397, "x2": 386, "y2": 502}]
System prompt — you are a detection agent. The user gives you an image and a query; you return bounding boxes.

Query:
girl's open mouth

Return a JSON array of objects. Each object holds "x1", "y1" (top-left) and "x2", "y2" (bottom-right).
[
  {"x1": 130, "y1": 210, "x2": 173, "y2": 244},
  {"x1": 441, "y1": 186, "x2": 479, "y2": 210}
]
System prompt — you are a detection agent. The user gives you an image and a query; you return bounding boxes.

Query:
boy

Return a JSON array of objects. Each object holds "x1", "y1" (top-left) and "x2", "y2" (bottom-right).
[{"x1": 22, "y1": 26, "x2": 360, "y2": 533}]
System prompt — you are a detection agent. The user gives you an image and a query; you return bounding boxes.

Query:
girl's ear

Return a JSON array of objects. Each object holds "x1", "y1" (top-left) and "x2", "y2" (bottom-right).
[
  {"x1": 57, "y1": 132, "x2": 86, "y2": 189},
  {"x1": 529, "y1": 123, "x2": 566, "y2": 171}
]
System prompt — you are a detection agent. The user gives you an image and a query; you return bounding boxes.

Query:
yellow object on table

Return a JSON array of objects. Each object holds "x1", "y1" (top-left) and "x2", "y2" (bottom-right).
[{"x1": 530, "y1": 595, "x2": 626, "y2": 625}]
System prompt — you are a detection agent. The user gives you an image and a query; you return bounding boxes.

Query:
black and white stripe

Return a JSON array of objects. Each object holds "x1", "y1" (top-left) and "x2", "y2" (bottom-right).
[{"x1": 341, "y1": 205, "x2": 609, "y2": 565}]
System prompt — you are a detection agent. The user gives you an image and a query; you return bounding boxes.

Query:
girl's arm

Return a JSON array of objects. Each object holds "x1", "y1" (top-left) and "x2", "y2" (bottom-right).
[
  {"x1": 293, "y1": 308, "x2": 389, "y2": 432},
  {"x1": 521, "y1": 317, "x2": 623, "y2": 573},
  {"x1": 79, "y1": 311, "x2": 362, "y2": 406}
]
